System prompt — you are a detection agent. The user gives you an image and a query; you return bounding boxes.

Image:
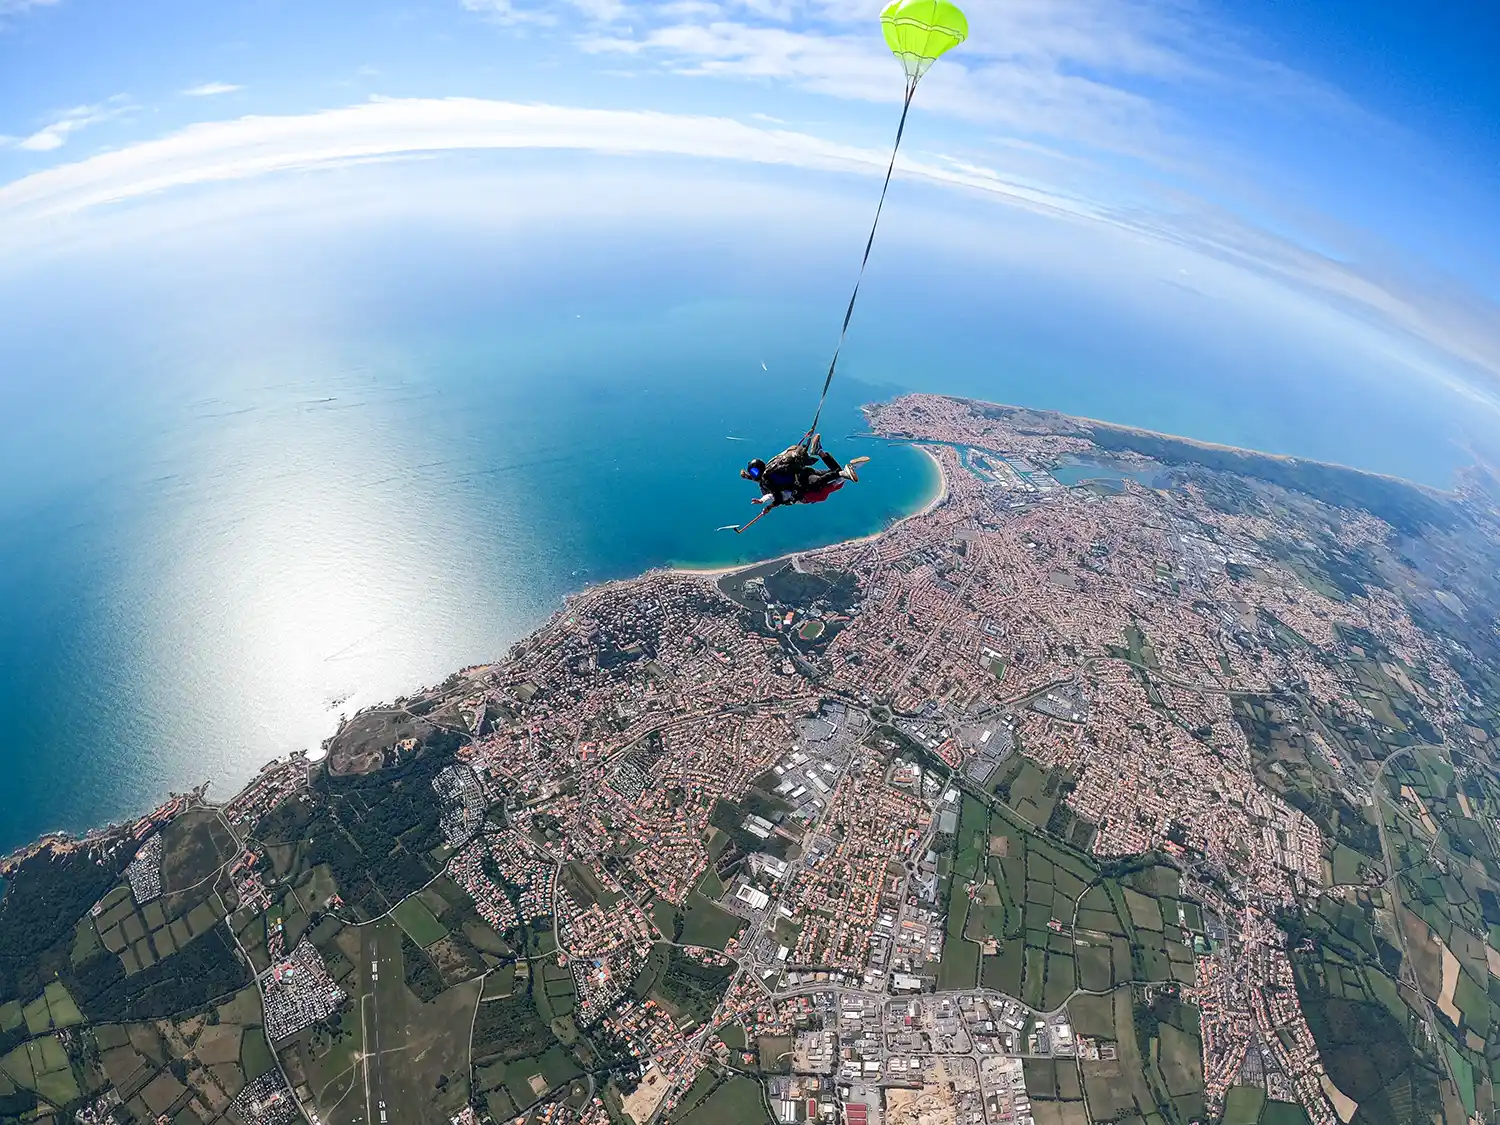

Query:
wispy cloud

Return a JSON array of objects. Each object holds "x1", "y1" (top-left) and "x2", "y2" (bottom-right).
[
  {"x1": 0, "y1": 0, "x2": 60, "y2": 16},
  {"x1": 0, "y1": 95, "x2": 1495, "y2": 399},
  {"x1": 0, "y1": 97, "x2": 1087, "y2": 221},
  {"x1": 182, "y1": 82, "x2": 243, "y2": 97},
  {"x1": 459, "y1": 0, "x2": 559, "y2": 27},
  {"x1": 564, "y1": 0, "x2": 1347, "y2": 162},
  {"x1": 9, "y1": 96, "x2": 132, "y2": 153}
]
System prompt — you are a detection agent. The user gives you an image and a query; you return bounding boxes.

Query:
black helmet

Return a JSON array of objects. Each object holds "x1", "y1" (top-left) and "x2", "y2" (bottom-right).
[{"x1": 747, "y1": 459, "x2": 766, "y2": 479}]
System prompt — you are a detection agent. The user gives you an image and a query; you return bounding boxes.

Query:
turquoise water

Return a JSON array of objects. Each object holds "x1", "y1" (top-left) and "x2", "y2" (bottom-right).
[
  {"x1": 0, "y1": 164, "x2": 1494, "y2": 855},
  {"x1": 0, "y1": 281, "x2": 937, "y2": 855}
]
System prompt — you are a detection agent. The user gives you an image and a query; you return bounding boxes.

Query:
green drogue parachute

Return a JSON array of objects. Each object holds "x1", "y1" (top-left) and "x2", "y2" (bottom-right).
[
  {"x1": 881, "y1": 0, "x2": 969, "y2": 83},
  {"x1": 799, "y1": 0, "x2": 968, "y2": 440}
]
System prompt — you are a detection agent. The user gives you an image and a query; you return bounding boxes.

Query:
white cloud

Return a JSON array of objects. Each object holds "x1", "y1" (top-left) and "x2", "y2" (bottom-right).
[
  {"x1": 11, "y1": 96, "x2": 132, "y2": 153},
  {"x1": 182, "y1": 82, "x2": 243, "y2": 97},
  {"x1": 572, "y1": 0, "x2": 1249, "y2": 152},
  {"x1": 460, "y1": 0, "x2": 635, "y2": 27},
  {"x1": 0, "y1": 94, "x2": 1494, "y2": 401},
  {"x1": 0, "y1": 97, "x2": 1090, "y2": 223},
  {"x1": 459, "y1": 0, "x2": 558, "y2": 26},
  {"x1": 555, "y1": 0, "x2": 1398, "y2": 208},
  {"x1": 0, "y1": 0, "x2": 60, "y2": 15}
]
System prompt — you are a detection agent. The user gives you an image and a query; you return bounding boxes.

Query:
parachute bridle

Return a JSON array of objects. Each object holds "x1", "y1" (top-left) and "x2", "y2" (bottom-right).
[{"x1": 804, "y1": 75, "x2": 919, "y2": 444}]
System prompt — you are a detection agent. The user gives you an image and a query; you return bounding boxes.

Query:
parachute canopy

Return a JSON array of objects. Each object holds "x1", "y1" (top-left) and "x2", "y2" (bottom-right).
[{"x1": 880, "y1": 0, "x2": 968, "y2": 81}]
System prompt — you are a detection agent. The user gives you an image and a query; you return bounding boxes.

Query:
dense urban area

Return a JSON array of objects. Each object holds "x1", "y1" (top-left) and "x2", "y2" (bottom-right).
[{"x1": 8, "y1": 393, "x2": 1500, "y2": 1125}]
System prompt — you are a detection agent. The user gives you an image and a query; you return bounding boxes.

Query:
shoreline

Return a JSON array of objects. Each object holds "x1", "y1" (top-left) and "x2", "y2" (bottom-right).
[
  {"x1": 2, "y1": 448, "x2": 948, "y2": 871},
  {"x1": 923, "y1": 393, "x2": 1462, "y2": 496},
  {"x1": 16, "y1": 383, "x2": 1432, "y2": 870},
  {"x1": 664, "y1": 443, "x2": 948, "y2": 580},
  {"x1": 4, "y1": 446, "x2": 952, "y2": 866}
]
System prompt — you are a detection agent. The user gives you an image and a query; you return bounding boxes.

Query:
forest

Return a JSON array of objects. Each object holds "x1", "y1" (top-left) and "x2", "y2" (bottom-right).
[
  {"x1": 0, "y1": 844, "x2": 133, "y2": 1003},
  {"x1": 69, "y1": 928, "x2": 250, "y2": 1022}
]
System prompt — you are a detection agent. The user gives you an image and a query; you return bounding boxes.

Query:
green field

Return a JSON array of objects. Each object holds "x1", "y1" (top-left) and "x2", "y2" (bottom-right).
[
  {"x1": 678, "y1": 892, "x2": 744, "y2": 951},
  {"x1": 0, "y1": 1034, "x2": 80, "y2": 1108},
  {"x1": 938, "y1": 794, "x2": 990, "y2": 989},
  {"x1": 241, "y1": 1027, "x2": 276, "y2": 1081},
  {"x1": 42, "y1": 981, "x2": 83, "y2": 1028},
  {"x1": 1223, "y1": 1085, "x2": 1267, "y2": 1125},
  {"x1": 1259, "y1": 1101, "x2": 1311, "y2": 1125},
  {"x1": 392, "y1": 896, "x2": 449, "y2": 947},
  {"x1": 670, "y1": 1071, "x2": 769, "y2": 1124}
]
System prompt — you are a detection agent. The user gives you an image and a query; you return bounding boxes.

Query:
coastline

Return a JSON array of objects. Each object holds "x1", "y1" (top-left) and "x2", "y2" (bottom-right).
[
  {"x1": 929, "y1": 393, "x2": 1462, "y2": 496},
  {"x1": 3, "y1": 445, "x2": 952, "y2": 868},
  {"x1": 665, "y1": 442, "x2": 948, "y2": 580},
  {"x1": 15, "y1": 383, "x2": 1436, "y2": 871},
  {"x1": 2, "y1": 444, "x2": 946, "y2": 871}
]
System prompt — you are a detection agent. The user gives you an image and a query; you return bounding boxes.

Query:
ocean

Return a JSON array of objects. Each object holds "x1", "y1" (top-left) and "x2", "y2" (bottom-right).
[
  {"x1": 0, "y1": 290, "x2": 943, "y2": 855},
  {"x1": 0, "y1": 164, "x2": 1490, "y2": 855}
]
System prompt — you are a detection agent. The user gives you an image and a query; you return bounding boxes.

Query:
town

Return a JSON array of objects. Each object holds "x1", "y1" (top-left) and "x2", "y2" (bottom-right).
[{"x1": 2, "y1": 393, "x2": 1489, "y2": 1125}]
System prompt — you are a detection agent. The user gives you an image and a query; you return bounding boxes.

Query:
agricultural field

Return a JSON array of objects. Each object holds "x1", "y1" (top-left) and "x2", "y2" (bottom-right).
[
  {"x1": 87, "y1": 869, "x2": 227, "y2": 981},
  {"x1": 937, "y1": 793, "x2": 989, "y2": 990},
  {"x1": 56, "y1": 985, "x2": 272, "y2": 1125},
  {"x1": 0, "y1": 1033, "x2": 80, "y2": 1108},
  {"x1": 1286, "y1": 888, "x2": 1450, "y2": 1125},
  {"x1": 677, "y1": 891, "x2": 745, "y2": 952},
  {"x1": 954, "y1": 782, "x2": 1199, "y2": 1010},
  {"x1": 667, "y1": 1068, "x2": 770, "y2": 1124},
  {"x1": 392, "y1": 895, "x2": 449, "y2": 947},
  {"x1": 1024, "y1": 1058, "x2": 1089, "y2": 1125},
  {"x1": 408, "y1": 874, "x2": 514, "y2": 969},
  {"x1": 1271, "y1": 719, "x2": 1500, "y2": 1125},
  {"x1": 470, "y1": 981, "x2": 590, "y2": 1121},
  {"x1": 533, "y1": 954, "x2": 579, "y2": 1027}
]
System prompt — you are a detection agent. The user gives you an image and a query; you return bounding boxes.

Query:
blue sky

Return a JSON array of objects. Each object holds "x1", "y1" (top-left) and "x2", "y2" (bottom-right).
[{"x1": 1, "y1": 0, "x2": 1498, "y2": 410}]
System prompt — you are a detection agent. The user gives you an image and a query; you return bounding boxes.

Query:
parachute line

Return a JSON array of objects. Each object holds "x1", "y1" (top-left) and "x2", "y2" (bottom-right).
[{"x1": 805, "y1": 78, "x2": 918, "y2": 440}]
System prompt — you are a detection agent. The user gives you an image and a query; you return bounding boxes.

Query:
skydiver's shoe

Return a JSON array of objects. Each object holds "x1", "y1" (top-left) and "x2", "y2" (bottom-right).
[
  {"x1": 807, "y1": 432, "x2": 823, "y2": 459},
  {"x1": 840, "y1": 456, "x2": 871, "y2": 482}
]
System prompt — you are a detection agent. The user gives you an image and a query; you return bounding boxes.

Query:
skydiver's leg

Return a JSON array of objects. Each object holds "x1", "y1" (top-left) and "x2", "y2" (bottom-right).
[
  {"x1": 817, "y1": 450, "x2": 843, "y2": 473},
  {"x1": 802, "y1": 469, "x2": 841, "y2": 492}
]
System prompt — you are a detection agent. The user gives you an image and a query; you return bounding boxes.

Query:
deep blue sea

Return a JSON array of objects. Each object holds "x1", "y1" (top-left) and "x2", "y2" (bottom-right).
[{"x1": 0, "y1": 160, "x2": 1492, "y2": 855}]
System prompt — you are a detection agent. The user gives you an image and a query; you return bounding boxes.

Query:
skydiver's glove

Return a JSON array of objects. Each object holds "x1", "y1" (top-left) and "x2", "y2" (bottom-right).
[{"x1": 753, "y1": 493, "x2": 775, "y2": 505}]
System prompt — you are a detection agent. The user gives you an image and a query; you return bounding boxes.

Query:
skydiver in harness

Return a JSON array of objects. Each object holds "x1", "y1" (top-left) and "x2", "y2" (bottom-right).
[{"x1": 742, "y1": 433, "x2": 861, "y2": 509}]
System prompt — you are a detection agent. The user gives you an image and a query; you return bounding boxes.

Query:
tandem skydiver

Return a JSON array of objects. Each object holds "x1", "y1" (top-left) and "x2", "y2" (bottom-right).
[{"x1": 740, "y1": 433, "x2": 865, "y2": 509}]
